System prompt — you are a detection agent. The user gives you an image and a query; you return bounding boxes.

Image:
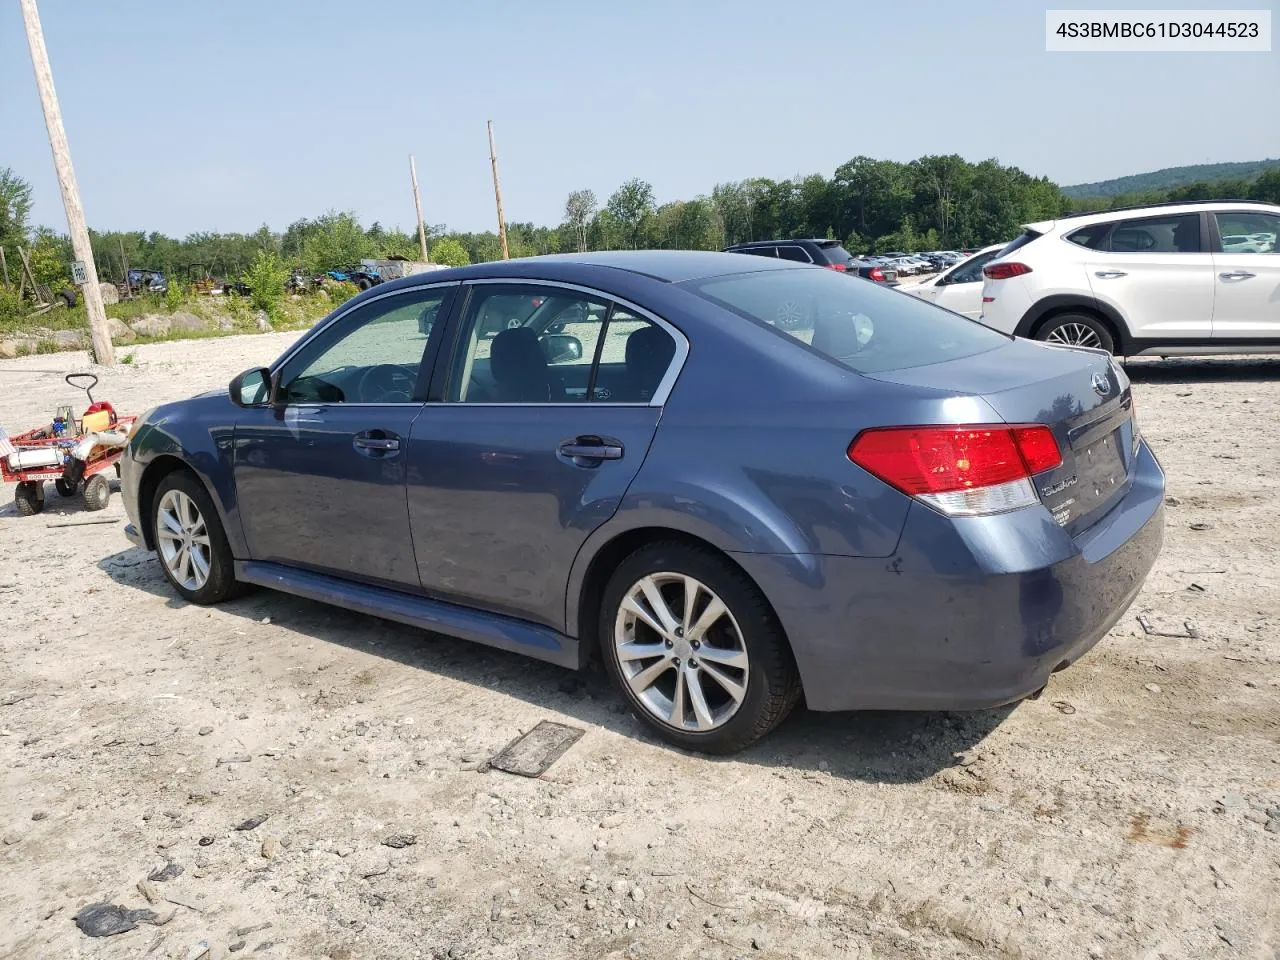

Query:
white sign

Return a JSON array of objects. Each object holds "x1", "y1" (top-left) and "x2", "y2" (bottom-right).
[{"x1": 70, "y1": 260, "x2": 87, "y2": 284}]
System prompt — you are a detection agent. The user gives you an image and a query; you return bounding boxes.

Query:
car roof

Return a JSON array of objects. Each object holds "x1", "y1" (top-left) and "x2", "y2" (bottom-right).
[
  {"x1": 371, "y1": 249, "x2": 803, "y2": 294},
  {"x1": 1026, "y1": 199, "x2": 1280, "y2": 235}
]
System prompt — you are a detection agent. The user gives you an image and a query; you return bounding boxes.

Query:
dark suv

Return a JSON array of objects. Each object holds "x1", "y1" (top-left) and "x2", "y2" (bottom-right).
[{"x1": 724, "y1": 239, "x2": 898, "y2": 285}]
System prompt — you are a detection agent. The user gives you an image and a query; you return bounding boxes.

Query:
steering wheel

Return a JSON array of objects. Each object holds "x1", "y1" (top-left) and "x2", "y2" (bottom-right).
[{"x1": 355, "y1": 364, "x2": 415, "y2": 403}]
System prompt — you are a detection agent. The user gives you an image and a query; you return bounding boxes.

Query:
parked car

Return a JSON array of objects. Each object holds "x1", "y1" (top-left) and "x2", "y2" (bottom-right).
[
  {"x1": 885, "y1": 257, "x2": 921, "y2": 276},
  {"x1": 900, "y1": 244, "x2": 1007, "y2": 318},
  {"x1": 120, "y1": 251, "x2": 1163, "y2": 754},
  {"x1": 979, "y1": 200, "x2": 1280, "y2": 354},
  {"x1": 126, "y1": 268, "x2": 168, "y2": 296},
  {"x1": 723, "y1": 239, "x2": 898, "y2": 284}
]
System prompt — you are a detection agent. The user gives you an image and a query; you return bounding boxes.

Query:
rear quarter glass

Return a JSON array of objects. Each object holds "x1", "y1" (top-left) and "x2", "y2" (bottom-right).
[{"x1": 683, "y1": 267, "x2": 1009, "y2": 374}]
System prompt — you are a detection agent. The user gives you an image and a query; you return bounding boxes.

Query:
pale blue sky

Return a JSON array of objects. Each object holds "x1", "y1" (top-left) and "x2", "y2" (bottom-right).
[{"x1": 2, "y1": 0, "x2": 1276, "y2": 237}]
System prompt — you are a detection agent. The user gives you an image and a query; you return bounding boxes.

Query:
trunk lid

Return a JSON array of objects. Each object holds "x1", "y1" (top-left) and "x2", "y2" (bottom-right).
[{"x1": 864, "y1": 338, "x2": 1136, "y2": 534}]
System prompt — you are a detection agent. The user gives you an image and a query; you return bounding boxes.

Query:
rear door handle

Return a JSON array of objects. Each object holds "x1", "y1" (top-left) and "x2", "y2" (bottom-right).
[
  {"x1": 1094, "y1": 271, "x2": 1127, "y2": 279},
  {"x1": 558, "y1": 436, "x2": 624, "y2": 465},
  {"x1": 1219, "y1": 270, "x2": 1256, "y2": 280}
]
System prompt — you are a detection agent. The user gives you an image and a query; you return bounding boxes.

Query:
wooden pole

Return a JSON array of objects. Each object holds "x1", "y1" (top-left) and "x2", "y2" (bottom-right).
[
  {"x1": 17, "y1": 246, "x2": 45, "y2": 304},
  {"x1": 118, "y1": 236, "x2": 129, "y2": 289},
  {"x1": 0, "y1": 246, "x2": 9, "y2": 288},
  {"x1": 19, "y1": 0, "x2": 114, "y2": 365},
  {"x1": 487, "y1": 120, "x2": 510, "y2": 260},
  {"x1": 409, "y1": 154, "x2": 429, "y2": 263}
]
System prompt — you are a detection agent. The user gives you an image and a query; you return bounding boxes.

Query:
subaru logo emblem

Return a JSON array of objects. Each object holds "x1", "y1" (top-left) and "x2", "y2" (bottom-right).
[{"x1": 1091, "y1": 372, "x2": 1111, "y2": 396}]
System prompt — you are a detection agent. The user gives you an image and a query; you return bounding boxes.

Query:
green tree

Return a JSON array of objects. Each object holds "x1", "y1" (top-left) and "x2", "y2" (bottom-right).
[
  {"x1": 1, "y1": 167, "x2": 33, "y2": 275},
  {"x1": 297, "y1": 212, "x2": 375, "y2": 273},
  {"x1": 606, "y1": 179, "x2": 656, "y2": 248},
  {"x1": 431, "y1": 237, "x2": 471, "y2": 267},
  {"x1": 28, "y1": 228, "x2": 72, "y2": 288},
  {"x1": 241, "y1": 249, "x2": 289, "y2": 317},
  {"x1": 564, "y1": 189, "x2": 597, "y2": 252},
  {"x1": 1250, "y1": 169, "x2": 1280, "y2": 204}
]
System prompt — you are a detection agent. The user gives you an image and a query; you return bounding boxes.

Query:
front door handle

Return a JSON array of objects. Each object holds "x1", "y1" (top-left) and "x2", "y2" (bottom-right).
[
  {"x1": 1219, "y1": 270, "x2": 1256, "y2": 280},
  {"x1": 353, "y1": 430, "x2": 401, "y2": 456},
  {"x1": 1094, "y1": 271, "x2": 1127, "y2": 279},
  {"x1": 558, "y1": 436, "x2": 624, "y2": 466}
]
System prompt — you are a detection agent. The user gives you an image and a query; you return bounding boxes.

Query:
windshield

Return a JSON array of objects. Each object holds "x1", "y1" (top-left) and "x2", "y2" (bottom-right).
[{"x1": 685, "y1": 266, "x2": 1007, "y2": 374}]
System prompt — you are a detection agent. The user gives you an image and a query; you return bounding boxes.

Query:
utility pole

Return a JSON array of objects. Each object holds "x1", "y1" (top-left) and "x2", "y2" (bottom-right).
[
  {"x1": 20, "y1": 0, "x2": 114, "y2": 365},
  {"x1": 487, "y1": 120, "x2": 509, "y2": 260},
  {"x1": 409, "y1": 154, "x2": 429, "y2": 262}
]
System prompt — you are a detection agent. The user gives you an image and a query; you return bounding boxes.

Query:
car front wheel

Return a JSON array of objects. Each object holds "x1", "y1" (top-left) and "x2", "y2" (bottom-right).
[
  {"x1": 152, "y1": 470, "x2": 241, "y2": 605},
  {"x1": 600, "y1": 541, "x2": 800, "y2": 754}
]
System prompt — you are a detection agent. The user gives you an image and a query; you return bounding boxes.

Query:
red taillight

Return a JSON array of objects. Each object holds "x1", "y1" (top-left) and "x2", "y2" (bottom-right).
[
  {"x1": 826, "y1": 263, "x2": 847, "y2": 272},
  {"x1": 869, "y1": 267, "x2": 885, "y2": 281},
  {"x1": 847, "y1": 425, "x2": 1062, "y2": 516},
  {"x1": 983, "y1": 262, "x2": 1032, "y2": 280}
]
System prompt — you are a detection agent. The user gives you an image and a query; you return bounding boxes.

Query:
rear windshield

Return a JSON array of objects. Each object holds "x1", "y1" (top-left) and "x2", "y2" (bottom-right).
[
  {"x1": 817, "y1": 242, "x2": 855, "y2": 264},
  {"x1": 995, "y1": 230, "x2": 1042, "y2": 258},
  {"x1": 684, "y1": 266, "x2": 1007, "y2": 374}
]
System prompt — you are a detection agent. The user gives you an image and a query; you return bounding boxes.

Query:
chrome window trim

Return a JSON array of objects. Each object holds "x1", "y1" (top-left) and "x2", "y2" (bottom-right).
[
  {"x1": 268, "y1": 280, "x2": 462, "y2": 377},
  {"x1": 457, "y1": 278, "x2": 690, "y2": 407}
]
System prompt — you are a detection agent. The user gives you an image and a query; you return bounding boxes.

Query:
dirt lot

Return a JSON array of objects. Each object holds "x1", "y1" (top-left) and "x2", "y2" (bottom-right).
[{"x1": 1, "y1": 335, "x2": 1278, "y2": 960}]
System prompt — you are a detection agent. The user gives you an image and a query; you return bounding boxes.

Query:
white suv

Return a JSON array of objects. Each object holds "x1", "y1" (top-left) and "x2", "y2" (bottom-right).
[{"x1": 978, "y1": 201, "x2": 1280, "y2": 356}]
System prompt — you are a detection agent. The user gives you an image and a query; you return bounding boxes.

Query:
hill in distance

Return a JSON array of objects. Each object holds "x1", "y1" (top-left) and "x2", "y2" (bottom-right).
[{"x1": 1063, "y1": 159, "x2": 1280, "y2": 198}]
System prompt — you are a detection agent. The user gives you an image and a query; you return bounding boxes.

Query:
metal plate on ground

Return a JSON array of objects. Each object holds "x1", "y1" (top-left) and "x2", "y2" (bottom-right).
[{"x1": 489, "y1": 720, "x2": 584, "y2": 777}]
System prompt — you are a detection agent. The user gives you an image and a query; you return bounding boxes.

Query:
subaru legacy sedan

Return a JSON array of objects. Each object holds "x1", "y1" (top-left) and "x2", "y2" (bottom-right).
[{"x1": 120, "y1": 251, "x2": 1164, "y2": 754}]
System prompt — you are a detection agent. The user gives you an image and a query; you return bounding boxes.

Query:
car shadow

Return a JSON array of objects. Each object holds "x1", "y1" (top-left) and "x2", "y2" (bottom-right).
[
  {"x1": 98, "y1": 546, "x2": 1015, "y2": 785},
  {"x1": 1123, "y1": 356, "x2": 1280, "y2": 383}
]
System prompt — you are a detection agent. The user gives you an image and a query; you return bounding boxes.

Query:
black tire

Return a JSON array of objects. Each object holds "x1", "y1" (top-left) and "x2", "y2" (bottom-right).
[
  {"x1": 598, "y1": 541, "x2": 801, "y2": 754},
  {"x1": 82, "y1": 474, "x2": 111, "y2": 511},
  {"x1": 1033, "y1": 312, "x2": 1115, "y2": 354},
  {"x1": 356, "y1": 278, "x2": 372, "y2": 291},
  {"x1": 55, "y1": 478, "x2": 78, "y2": 498},
  {"x1": 15, "y1": 481, "x2": 45, "y2": 516},
  {"x1": 59, "y1": 288, "x2": 78, "y2": 308},
  {"x1": 152, "y1": 470, "x2": 243, "y2": 605}
]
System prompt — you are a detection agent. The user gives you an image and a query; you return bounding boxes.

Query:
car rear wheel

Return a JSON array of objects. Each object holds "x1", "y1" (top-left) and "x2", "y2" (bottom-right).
[
  {"x1": 1034, "y1": 312, "x2": 1115, "y2": 354},
  {"x1": 153, "y1": 471, "x2": 241, "y2": 605},
  {"x1": 599, "y1": 541, "x2": 800, "y2": 754}
]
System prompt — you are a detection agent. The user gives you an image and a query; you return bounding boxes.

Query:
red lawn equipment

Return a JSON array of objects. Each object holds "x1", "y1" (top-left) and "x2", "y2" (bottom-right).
[{"x1": 0, "y1": 374, "x2": 137, "y2": 516}]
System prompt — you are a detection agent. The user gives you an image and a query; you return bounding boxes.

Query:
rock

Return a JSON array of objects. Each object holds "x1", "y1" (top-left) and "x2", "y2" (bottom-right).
[
  {"x1": 169, "y1": 310, "x2": 208, "y2": 334},
  {"x1": 198, "y1": 726, "x2": 213, "y2": 736},
  {"x1": 130, "y1": 314, "x2": 171, "y2": 337},
  {"x1": 1266, "y1": 818, "x2": 1280, "y2": 834},
  {"x1": 751, "y1": 935, "x2": 767, "y2": 950},
  {"x1": 630, "y1": 886, "x2": 645, "y2": 902},
  {"x1": 1189, "y1": 522, "x2": 1213, "y2": 531},
  {"x1": 382, "y1": 833, "x2": 417, "y2": 849},
  {"x1": 3, "y1": 830, "x2": 24, "y2": 846},
  {"x1": 261, "y1": 835, "x2": 282, "y2": 859},
  {"x1": 186, "y1": 940, "x2": 229, "y2": 960},
  {"x1": 99, "y1": 282, "x2": 120, "y2": 305},
  {"x1": 254, "y1": 311, "x2": 272, "y2": 332},
  {"x1": 609, "y1": 878, "x2": 631, "y2": 896},
  {"x1": 354, "y1": 853, "x2": 390, "y2": 878},
  {"x1": 1215, "y1": 921, "x2": 1241, "y2": 947},
  {"x1": 584, "y1": 899, "x2": 597, "y2": 911},
  {"x1": 228, "y1": 942, "x2": 246, "y2": 954},
  {"x1": 1218, "y1": 793, "x2": 1246, "y2": 811},
  {"x1": 625, "y1": 918, "x2": 637, "y2": 930},
  {"x1": 667, "y1": 919, "x2": 679, "y2": 930},
  {"x1": 31, "y1": 811, "x2": 47, "y2": 822},
  {"x1": 136, "y1": 879, "x2": 164, "y2": 904},
  {"x1": 1144, "y1": 683, "x2": 1162, "y2": 694},
  {"x1": 106, "y1": 316, "x2": 134, "y2": 342},
  {"x1": 148, "y1": 862, "x2": 183, "y2": 881},
  {"x1": 73, "y1": 902, "x2": 158, "y2": 938},
  {"x1": 0, "y1": 339, "x2": 37, "y2": 359},
  {"x1": 198, "y1": 836, "x2": 215, "y2": 846},
  {"x1": 47, "y1": 329, "x2": 85, "y2": 349},
  {"x1": 235, "y1": 814, "x2": 269, "y2": 831}
]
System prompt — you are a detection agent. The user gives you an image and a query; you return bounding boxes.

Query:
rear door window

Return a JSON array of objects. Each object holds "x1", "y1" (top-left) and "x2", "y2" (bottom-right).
[
  {"x1": 776, "y1": 246, "x2": 813, "y2": 263},
  {"x1": 1214, "y1": 212, "x2": 1279, "y2": 253},
  {"x1": 684, "y1": 266, "x2": 1006, "y2": 374},
  {"x1": 1106, "y1": 214, "x2": 1201, "y2": 253}
]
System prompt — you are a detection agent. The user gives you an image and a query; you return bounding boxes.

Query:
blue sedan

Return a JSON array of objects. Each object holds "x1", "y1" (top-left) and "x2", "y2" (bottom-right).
[{"x1": 120, "y1": 251, "x2": 1165, "y2": 753}]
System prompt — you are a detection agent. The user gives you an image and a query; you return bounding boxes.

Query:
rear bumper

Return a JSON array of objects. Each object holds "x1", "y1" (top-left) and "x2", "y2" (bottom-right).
[{"x1": 735, "y1": 441, "x2": 1165, "y2": 712}]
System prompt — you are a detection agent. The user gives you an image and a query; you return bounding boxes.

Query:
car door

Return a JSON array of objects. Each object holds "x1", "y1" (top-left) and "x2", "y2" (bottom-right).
[
  {"x1": 921, "y1": 249, "x2": 998, "y2": 317},
  {"x1": 233, "y1": 284, "x2": 455, "y2": 589},
  {"x1": 406, "y1": 281, "x2": 685, "y2": 631},
  {"x1": 1083, "y1": 212, "x2": 1215, "y2": 338},
  {"x1": 1209, "y1": 209, "x2": 1280, "y2": 338}
]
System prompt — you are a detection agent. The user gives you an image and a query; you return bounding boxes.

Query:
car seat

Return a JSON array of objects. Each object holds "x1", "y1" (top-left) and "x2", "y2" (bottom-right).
[{"x1": 490, "y1": 328, "x2": 564, "y2": 402}]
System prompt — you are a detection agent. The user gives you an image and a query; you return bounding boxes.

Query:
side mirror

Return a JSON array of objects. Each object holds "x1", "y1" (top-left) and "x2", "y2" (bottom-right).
[
  {"x1": 229, "y1": 367, "x2": 271, "y2": 407},
  {"x1": 542, "y1": 333, "x2": 584, "y2": 364}
]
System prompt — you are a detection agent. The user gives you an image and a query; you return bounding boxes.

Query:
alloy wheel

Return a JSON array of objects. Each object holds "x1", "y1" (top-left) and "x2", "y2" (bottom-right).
[
  {"x1": 1044, "y1": 322, "x2": 1103, "y2": 349},
  {"x1": 614, "y1": 573, "x2": 749, "y2": 732},
  {"x1": 156, "y1": 489, "x2": 212, "y2": 592}
]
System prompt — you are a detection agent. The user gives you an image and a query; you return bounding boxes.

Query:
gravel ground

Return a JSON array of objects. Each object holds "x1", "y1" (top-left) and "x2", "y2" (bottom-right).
[{"x1": 1, "y1": 336, "x2": 1278, "y2": 960}]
